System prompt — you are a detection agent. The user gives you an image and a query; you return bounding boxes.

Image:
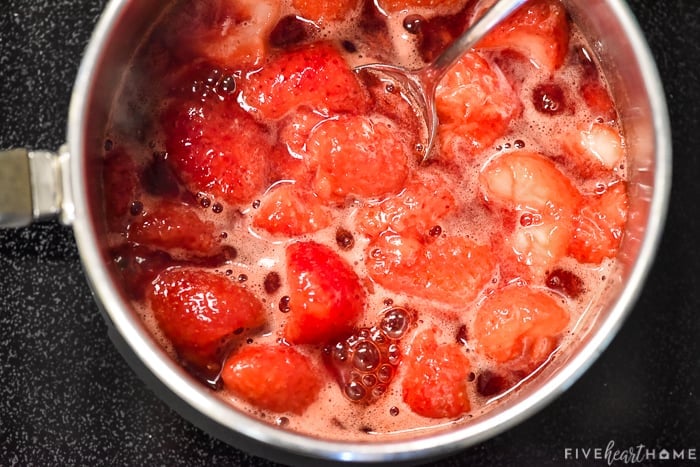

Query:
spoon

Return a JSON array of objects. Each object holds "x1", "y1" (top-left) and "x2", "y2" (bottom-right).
[{"x1": 355, "y1": 0, "x2": 527, "y2": 162}]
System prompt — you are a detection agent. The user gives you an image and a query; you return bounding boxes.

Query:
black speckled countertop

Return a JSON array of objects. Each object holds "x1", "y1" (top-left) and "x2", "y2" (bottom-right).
[{"x1": 1, "y1": 1, "x2": 698, "y2": 466}]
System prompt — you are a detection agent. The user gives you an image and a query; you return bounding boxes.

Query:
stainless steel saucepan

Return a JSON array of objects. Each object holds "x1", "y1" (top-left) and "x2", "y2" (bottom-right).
[{"x1": 0, "y1": 0, "x2": 671, "y2": 464}]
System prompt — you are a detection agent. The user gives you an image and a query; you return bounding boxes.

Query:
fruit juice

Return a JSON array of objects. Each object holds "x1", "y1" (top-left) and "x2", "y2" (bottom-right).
[{"x1": 102, "y1": 0, "x2": 629, "y2": 441}]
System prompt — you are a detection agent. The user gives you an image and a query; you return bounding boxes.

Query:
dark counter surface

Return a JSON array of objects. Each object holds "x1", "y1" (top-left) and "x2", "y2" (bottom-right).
[{"x1": 1, "y1": 1, "x2": 698, "y2": 465}]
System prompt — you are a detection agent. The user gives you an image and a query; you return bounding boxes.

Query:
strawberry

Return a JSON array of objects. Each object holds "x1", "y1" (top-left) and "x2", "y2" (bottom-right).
[
  {"x1": 477, "y1": 0, "x2": 569, "y2": 73},
  {"x1": 401, "y1": 328, "x2": 472, "y2": 418},
  {"x1": 472, "y1": 285, "x2": 569, "y2": 370},
  {"x1": 269, "y1": 108, "x2": 327, "y2": 183},
  {"x1": 580, "y1": 80, "x2": 616, "y2": 122},
  {"x1": 306, "y1": 115, "x2": 410, "y2": 203},
  {"x1": 355, "y1": 173, "x2": 456, "y2": 238},
  {"x1": 239, "y1": 42, "x2": 369, "y2": 120},
  {"x1": 568, "y1": 181, "x2": 628, "y2": 264},
  {"x1": 285, "y1": 241, "x2": 366, "y2": 344},
  {"x1": 479, "y1": 150, "x2": 582, "y2": 279},
  {"x1": 221, "y1": 344, "x2": 322, "y2": 414},
  {"x1": 292, "y1": 0, "x2": 360, "y2": 23},
  {"x1": 126, "y1": 201, "x2": 223, "y2": 257},
  {"x1": 436, "y1": 52, "x2": 521, "y2": 161},
  {"x1": 158, "y1": 0, "x2": 280, "y2": 69},
  {"x1": 149, "y1": 267, "x2": 266, "y2": 370},
  {"x1": 366, "y1": 234, "x2": 495, "y2": 306},
  {"x1": 252, "y1": 182, "x2": 332, "y2": 237},
  {"x1": 563, "y1": 121, "x2": 625, "y2": 173},
  {"x1": 163, "y1": 73, "x2": 272, "y2": 206},
  {"x1": 103, "y1": 148, "x2": 138, "y2": 232}
]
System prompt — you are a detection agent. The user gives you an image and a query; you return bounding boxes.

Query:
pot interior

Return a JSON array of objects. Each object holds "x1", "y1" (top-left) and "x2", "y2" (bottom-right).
[{"x1": 68, "y1": 0, "x2": 670, "y2": 463}]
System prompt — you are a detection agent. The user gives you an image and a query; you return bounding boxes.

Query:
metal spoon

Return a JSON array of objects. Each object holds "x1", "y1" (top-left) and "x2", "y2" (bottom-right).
[{"x1": 355, "y1": 0, "x2": 527, "y2": 162}]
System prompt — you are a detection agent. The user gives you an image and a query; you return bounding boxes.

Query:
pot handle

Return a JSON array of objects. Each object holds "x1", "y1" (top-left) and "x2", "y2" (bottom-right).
[{"x1": 0, "y1": 146, "x2": 74, "y2": 228}]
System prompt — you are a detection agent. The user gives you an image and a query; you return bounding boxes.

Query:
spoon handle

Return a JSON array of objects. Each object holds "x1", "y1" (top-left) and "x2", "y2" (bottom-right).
[{"x1": 429, "y1": 0, "x2": 529, "y2": 79}]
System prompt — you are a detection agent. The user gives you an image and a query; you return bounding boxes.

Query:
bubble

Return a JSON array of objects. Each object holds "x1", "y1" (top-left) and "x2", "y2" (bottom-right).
[
  {"x1": 278, "y1": 295, "x2": 291, "y2": 313},
  {"x1": 380, "y1": 308, "x2": 410, "y2": 339},
  {"x1": 129, "y1": 200, "x2": 143, "y2": 216},
  {"x1": 345, "y1": 380, "x2": 366, "y2": 401},
  {"x1": 362, "y1": 374, "x2": 377, "y2": 387},
  {"x1": 276, "y1": 416, "x2": 289, "y2": 427},
  {"x1": 353, "y1": 340, "x2": 380, "y2": 371},
  {"x1": 371, "y1": 385, "x2": 386, "y2": 398},
  {"x1": 387, "y1": 343, "x2": 400, "y2": 365},
  {"x1": 377, "y1": 364, "x2": 393, "y2": 383},
  {"x1": 403, "y1": 14, "x2": 424, "y2": 34},
  {"x1": 336, "y1": 227, "x2": 355, "y2": 250}
]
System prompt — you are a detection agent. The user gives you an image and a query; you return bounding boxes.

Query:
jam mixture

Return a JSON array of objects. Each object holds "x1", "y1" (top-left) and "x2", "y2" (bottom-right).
[{"x1": 102, "y1": 0, "x2": 628, "y2": 440}]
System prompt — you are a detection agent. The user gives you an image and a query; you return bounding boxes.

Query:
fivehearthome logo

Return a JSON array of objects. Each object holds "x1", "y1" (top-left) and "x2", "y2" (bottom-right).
[{"x1": 564, "y1": 441, "x2": 697, "y2": 465}]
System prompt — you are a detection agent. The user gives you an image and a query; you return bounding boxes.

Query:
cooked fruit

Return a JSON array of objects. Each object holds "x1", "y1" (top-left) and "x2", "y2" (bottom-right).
[
  {"x1": 477, "y1": 0, "x2": 569, "y2": 73},
  {"x1": 306, "y1": 115, "x2": 410, "y2": 203},
  {"x1": 149, "y1": 267, "x2": 266, "y2": 368},
  {"x1": 285, "y1": 241, "x2": 366, "y2": 344},
  {"x1": 472, "y1": 285, "x2": 569, "y2": 370},
  {"x1": 222, "y1": 344, "x2": 322, "y2": 414},
  {"x1": 239, "y1": 42, "x2": 369, "y2": 120},
  {"x1": 402, "y1": 328, "x2": 472, "y2": 418}
]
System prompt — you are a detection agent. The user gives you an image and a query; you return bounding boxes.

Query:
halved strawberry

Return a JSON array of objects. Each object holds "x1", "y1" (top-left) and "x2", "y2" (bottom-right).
[
  {"x1": 252, "y1": 182, "x2": 333, "y2": 237},
  {"x1": 306, "y1": 115, "x2": 410, "y2": 203},
  {"x1": 366, "y1": 233, "x2": 495, "y2": 306},
  {"x1": 292, "y1": 0, "x2": 360, "y2": 23},
  {"x1": 355, "y1": 173, "x2": 456, "y2": 238},
  {"x1": 477, "y1": 0, "x2": 569, "y2": 73},
  {"x1": 568, "y1": 181, "x2": 628, "y2": 264},
  {"x1": 221, "y1": 344, "x2": 322, "y2": 414},
  {"x1": 285, "y1": 241, "x2": 366, "y2": 344},
  {"x1": 472, "y1": 285, "x2": 569, "y2": 370},
  {"x1": 149, "y1": 267, "x2": 267, "y2": 371},
  {"x1": 479, "y1": 150, "x2": 582, "y2": 278},
  {"x1": 563, "y1": 121, "x2": 625, "y2": 173},
  {"x1": 163, "y1": 79, "x2": 272, "y2": 206},
  {"x1": 402, "y1": 328, "x2": 472, "y2": 419},
  {"x1": 239, "y1": 42, "x2": 369, "y2": 120},
  {"x1": 436, "y1": 52, "x2": 521, "y2": 161},
  {"x1": 126, "y1": 201, "x2": 223, "y2": 257}
]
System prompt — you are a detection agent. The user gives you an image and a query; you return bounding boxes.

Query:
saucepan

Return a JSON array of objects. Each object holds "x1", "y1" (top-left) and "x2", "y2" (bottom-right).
[{"x1": 0, "y1": 0, "x2": 670, "y2": 465}]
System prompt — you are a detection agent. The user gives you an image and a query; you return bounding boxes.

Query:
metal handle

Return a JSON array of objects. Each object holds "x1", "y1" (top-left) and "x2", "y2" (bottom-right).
[{"x1": 0, "y1": 146, "x2": 73, "y2": 228}]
